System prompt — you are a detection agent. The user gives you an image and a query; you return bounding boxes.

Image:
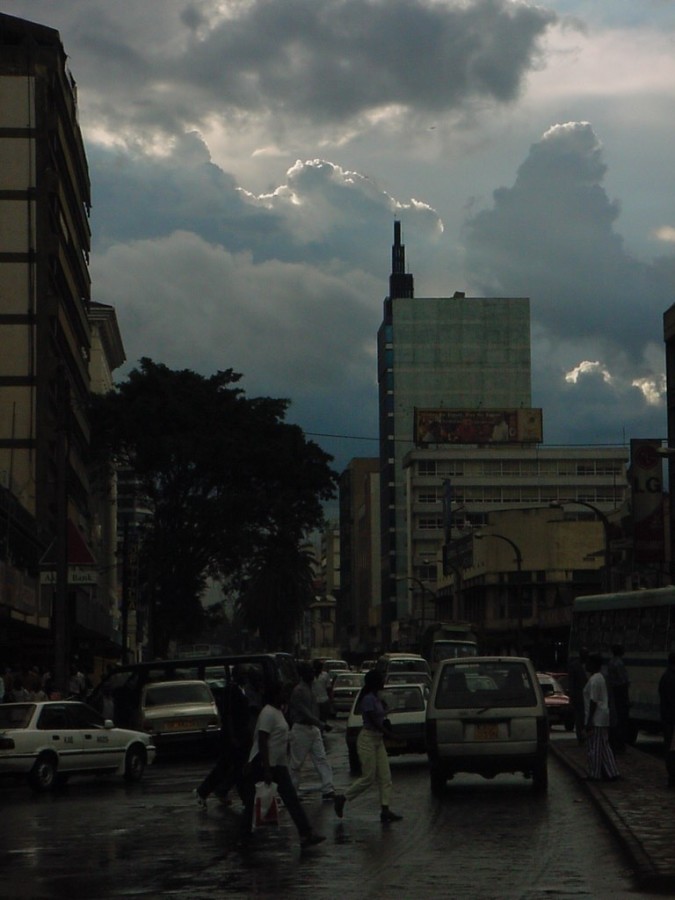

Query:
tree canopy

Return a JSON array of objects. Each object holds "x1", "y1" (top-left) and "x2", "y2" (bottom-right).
[{"x1": 90, "y1": 358, "x2": 337, "y2": 655}]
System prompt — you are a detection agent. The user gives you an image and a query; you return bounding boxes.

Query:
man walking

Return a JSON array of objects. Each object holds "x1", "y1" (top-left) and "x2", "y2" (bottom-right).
[
  {"x1": 607, "y1": 644, "x2": 630, "y2": 753},
  {"x1": 289, "y1": 663, "x2": 336, "y2": 800},
  {"x1": 583, "y1": 652, "x2": 620, "y2": 782},
  {"x1": 658, "y1": 651, "x2": 675, "y2": 787}
]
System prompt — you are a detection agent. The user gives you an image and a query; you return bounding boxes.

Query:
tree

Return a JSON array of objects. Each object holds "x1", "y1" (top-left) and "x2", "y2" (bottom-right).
[
  {"x1": 90, "y1": 358, "x2": 336, "y2": 655},
  {"x1": 237, "y1": 536, "x2": 317, "y2": 651}
]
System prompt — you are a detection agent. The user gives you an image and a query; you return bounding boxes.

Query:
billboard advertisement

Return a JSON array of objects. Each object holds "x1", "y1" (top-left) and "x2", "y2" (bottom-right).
[{"x1": 414, "y1": 408, "x2": 543, "y2": 446}]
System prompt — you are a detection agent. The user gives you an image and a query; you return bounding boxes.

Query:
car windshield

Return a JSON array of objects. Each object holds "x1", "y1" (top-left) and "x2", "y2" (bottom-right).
[
  {"x1": 144, "y1": 683, "x2": 212, "y2": 707},
  {"x1": 0, "y1": 704, "x2": 34, "y2": 728},
  {"x1": 436, "y1": 661, "x2": 538, "y2": 709},
  {"x1": 387, "y1": 659, "x2": 429, "y2": 674},
  {"x1": 385, "y1": 672, "x2": 430, "y2": 685},
  {"x1": 334, "y1": 675, "x2": 363, "y2": 687},
  {"x1": 538, "y1": 677, "x2": 564, "y2": 696}
]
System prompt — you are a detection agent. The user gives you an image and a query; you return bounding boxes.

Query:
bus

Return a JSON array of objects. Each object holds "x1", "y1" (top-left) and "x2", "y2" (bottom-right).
[{"x1": 569, "y1": 587, "x2": 675, "y2": 740}]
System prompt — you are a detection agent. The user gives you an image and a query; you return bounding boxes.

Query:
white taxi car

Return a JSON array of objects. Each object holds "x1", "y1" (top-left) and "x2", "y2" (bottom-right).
[{"x1": 0, "y1": 700, "x2": 156, "y2": 791}]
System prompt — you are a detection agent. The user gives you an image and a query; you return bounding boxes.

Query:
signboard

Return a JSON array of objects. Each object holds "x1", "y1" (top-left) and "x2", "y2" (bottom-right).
[
  {"x1": 414, "y1": 408, "x2": 542, "y2": 446},
  {"x1": 631, "y1": 439, "x2": 665, "y2": 564},
  {"x1": 40, "y1": 566, "x2": 98, "y2": 586}
]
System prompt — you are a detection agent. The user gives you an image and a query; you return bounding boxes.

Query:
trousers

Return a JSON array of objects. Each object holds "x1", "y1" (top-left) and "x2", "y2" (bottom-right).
[
  {"x1": 345, "y1": 728, "x2": 392, "y2": 807},
  {"x1": 289, "y1": 724, "x2": 334, "y2": 793},
  {"x1": 586, "y1": 726, "x2": 619, "y2": 779}
]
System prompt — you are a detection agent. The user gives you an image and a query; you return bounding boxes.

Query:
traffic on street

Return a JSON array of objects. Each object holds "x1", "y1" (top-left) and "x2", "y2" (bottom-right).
[{"x1": 1, "y1": 723, "x2": 669, "y2": 899}]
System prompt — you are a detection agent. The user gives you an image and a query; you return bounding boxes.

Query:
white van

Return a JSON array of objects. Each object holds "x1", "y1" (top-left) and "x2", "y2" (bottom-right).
[{"x1": 425, "y1": 656, "x2": 548, "y2": 794}]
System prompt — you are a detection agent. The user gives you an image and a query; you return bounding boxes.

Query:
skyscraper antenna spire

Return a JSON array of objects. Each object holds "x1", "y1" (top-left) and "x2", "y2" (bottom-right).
[{"x1": 389, "y1": 220, "x2": 414, "y2": 299}]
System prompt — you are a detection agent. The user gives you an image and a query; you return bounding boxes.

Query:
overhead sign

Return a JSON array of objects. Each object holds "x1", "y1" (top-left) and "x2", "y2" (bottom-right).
[
  {"x1": 415, "y1": 408, "x2": 543, "y2": 446},
  {"x1": 40, "y1": 566, "x2": 98, "y2": 586}
]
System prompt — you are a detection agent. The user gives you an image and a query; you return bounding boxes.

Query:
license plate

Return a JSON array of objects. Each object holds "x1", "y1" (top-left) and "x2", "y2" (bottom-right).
[
  {"x1": 166, "y1": 720, "x2": 197, "y2": 731},
  {"x1": 473, "y1": 723, "x2": 499, "y2": 741}
]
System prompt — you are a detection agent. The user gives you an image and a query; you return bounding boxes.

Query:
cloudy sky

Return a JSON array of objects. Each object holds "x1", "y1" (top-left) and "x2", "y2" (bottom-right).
[{"x1": 6, "y1": 0, "x2": 675, "y2": 476}]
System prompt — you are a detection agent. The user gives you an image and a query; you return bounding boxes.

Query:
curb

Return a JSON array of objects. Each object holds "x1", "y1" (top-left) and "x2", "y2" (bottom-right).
[{"x1": 550, "y1": 742, "x2": 675, "y2": 892}]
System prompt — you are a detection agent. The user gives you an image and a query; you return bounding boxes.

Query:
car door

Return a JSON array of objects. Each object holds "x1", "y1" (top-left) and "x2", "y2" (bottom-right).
[
  {"x1": 67, "y1": 703, "x2": 118, "y2": 772},
  {"x1": 36, "y1": 703, "x2": 84, "y2": 773}
]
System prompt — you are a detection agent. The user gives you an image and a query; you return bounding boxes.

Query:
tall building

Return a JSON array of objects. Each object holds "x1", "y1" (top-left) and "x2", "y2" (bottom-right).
[
  {"x1": 339, "y1": 458, "x2": 381, "y2": 657},
  {"x1": 377, "y1": 222, "x2": 531, "y2": 641},
  {"x1": 0, "y1": 15, "x2": 111, "y2": 681}
]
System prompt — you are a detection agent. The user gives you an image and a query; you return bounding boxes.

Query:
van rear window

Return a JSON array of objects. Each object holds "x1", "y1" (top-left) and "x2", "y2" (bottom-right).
[{"x1": 435, "y1": 661, "x2": 537, "y2": 709}]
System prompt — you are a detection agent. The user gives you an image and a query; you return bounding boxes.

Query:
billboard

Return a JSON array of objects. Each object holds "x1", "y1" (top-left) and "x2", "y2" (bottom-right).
[{"x1": 414, "y1": 408, "x2": 543, "y2": 446}]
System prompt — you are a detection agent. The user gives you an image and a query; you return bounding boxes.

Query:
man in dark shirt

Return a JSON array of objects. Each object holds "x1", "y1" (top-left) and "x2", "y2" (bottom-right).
[{"x1": 659, "y1": 652, "x2": 675, "y2": 787}]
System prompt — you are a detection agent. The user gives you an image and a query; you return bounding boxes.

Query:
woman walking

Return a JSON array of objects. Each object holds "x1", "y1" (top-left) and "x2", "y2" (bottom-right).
[
  {"x1": 334, "y1": 669, "x2": 402, "y2": 822},
  {"x1": 239, "y1": 681, "x2": 325, "y2": 849}
]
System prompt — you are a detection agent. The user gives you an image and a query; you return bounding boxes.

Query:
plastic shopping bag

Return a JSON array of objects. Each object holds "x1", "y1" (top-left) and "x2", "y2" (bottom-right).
[{"x1": 254, "y1": 781, "x2": 279, "y2": 828}]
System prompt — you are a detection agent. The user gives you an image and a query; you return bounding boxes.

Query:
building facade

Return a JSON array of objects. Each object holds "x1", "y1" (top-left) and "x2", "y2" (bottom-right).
[
  {"x1": 0, "y1": 15, "x2": 118, "y2": 684},
  {"x1": 377, "y1": 222, "x2": 531, "y2": 641}
]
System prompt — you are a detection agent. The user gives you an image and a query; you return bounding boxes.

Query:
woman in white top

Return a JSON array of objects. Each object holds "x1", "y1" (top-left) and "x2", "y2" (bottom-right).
[{"x1": 239, "y1": 681, "x2": 325, "y2": 849}]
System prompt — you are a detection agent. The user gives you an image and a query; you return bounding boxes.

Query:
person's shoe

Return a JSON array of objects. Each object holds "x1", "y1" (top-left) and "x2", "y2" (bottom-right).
[
  {"x1": 301, "y1": 832, "x2": 326, "y2": 848},
  {"x1": 380, "y1": 809, "x2": 403, "y2": 822},
  {"x1": 334, "y1": 794, "x2": 346, "y2": 818},
  {"x1": 322, "y1": 791, "x2": 336, "y2": 800},
  {"x1": 192, "y1": 788, "x2": 207, "y2": 809}
]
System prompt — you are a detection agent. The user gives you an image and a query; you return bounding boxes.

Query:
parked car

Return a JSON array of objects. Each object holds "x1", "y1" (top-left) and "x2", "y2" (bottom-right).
[
  {"x1": 425, "y1": 656, "x2": 548, "y2": 794},
  {"x1": 0, "y1": 700, "x2": 156, "y2": 791},
  {"x1": 136, "y1": 680, "x2": 220, "y2": 751},
  {"x1": 88, "y1": 652, "x2": 298, "y2": 729},
  {"x1": 331, "y1": 672, "x2": 365, "y2": 714},
  {"x1": 375, "y1": 653, "x2": 431, "y2": 680},
  {"x1": 346, "y1": 683, "x2": 428, "y2": 773},
  {"x1": 537, "y1": 673, "x2": 575, "y2": 731},
  {"x1": 384, "y1": 671, "x2": 432, "y2": 688}
]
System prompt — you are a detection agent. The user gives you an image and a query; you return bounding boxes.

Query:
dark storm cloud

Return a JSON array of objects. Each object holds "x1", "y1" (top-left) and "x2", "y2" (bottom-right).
[
  {"x1": 15, "y1": 0, "x2": 556, "y2": 137},
  {"x1": 463, "y1": 122, "x2": 672, "y2": 357},
  {"x1": 173, "y1": 0, "x2": 557, "y2": 122}
]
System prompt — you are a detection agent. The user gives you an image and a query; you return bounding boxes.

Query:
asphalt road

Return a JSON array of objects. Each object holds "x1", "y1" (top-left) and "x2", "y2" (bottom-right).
[{"x1": 0, "y1": 726, "x2": 668, "y2": 899}]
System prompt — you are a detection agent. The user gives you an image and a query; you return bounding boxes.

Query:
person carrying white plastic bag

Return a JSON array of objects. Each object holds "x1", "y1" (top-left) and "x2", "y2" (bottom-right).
[
  {"x1": 253, "y1": 780, "x2": 279, "y2": 828},
  {"x1": 238, "y1": 681, "x2": 325, "y2": 849}
]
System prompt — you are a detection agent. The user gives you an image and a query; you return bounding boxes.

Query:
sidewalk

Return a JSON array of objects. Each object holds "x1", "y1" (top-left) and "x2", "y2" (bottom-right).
[{"x1": 550, "y1": 736, "x2": 675, "y2": 892}]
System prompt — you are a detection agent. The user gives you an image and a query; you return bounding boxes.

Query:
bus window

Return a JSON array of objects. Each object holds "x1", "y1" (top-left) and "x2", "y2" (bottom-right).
[{"x1": 652, "y1": 606, "x2": 669, "y2": 652}]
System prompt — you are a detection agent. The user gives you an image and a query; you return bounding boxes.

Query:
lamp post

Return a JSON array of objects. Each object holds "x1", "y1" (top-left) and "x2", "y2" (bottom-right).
[
  {"x1": 396, "y1": 576, "x2": 437, "y2": 638},
  {"x1": 475, "y1": 532, "x2": 524, "y2": 655},
  {"x1": 550, "y1": 499, "x2": 612, "y2": 592},
  {"x1": 443, "y1": 562, "x2": 463, "y2": 621}
]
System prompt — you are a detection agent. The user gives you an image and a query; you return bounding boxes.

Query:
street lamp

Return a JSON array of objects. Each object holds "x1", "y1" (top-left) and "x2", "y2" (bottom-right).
[
  {"x1": 550, "y1": 500, "x2": 612, "y2": 592},
  {"x1": 396, "y1": 576, "x2": 437, "y2": 637},
  {"x1": 443, "y1": 562, "x2": 463, "y2": 621},
  {"x1": 475, "y1": 532, "x2": 524, "y2": 655}
]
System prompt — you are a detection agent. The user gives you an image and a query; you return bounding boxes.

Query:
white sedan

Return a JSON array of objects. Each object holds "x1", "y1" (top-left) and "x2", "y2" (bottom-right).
[{"x1": 0, "y1": 700, "x2": 156, "y2": 791}]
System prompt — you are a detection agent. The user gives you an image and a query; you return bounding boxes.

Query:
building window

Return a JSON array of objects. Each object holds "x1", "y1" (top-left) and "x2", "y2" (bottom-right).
[
  {"x1": 418, "y1": 517, "x2": 443, "y2": 530},
  {"x1": 419, "y1": 460, "x2": 437, "y2": 476},
  {"x1": 418, "y1": 491, "x2": 439, "y2": 504},
  {"x1": 417, "y1": 565, "x2": 437, "y2": 581}
]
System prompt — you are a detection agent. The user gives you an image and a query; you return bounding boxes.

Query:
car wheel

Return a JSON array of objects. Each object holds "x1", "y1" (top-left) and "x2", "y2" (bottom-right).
[
  {"x1": 532, "y1": 759, "x2": 548, "y2": 792},
  {"x1": 430, "y1": 768, "x2": 446, "y2": 796},
  {"x1": 29, "y1": 753, "x2": 58, "y2": 792},
  {"x1": 124, "y1": 745, "x2": 146, "y2": 782},
  {"x1": 624, "y1": 722, "x2": 639, "y2": 745},
  {"x1": 564, "y1": 718, "x2": 574, "y2": 733}
]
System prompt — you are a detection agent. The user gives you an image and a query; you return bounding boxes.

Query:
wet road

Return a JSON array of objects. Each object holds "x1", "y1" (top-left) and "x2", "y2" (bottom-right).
[{"x1": 0, "y1": 726, "x2": 666, "y2": 899}]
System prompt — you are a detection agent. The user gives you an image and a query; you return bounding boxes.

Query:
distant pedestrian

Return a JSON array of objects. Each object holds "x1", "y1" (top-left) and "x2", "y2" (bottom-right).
[
  {"x1": 333, "y1": 669, "x2": 402, "y2": 823},
  {"x1": 193, "y1": 666, "x2": 251, "y2": 809},
  {"x1": 312, "y1": 660, "x2": 333, "y2": 725},
  {"x1": 607, "y1": 644, "x2": 630, "y2": 753},
  {"x1": 239, "y1": 681, "x2": 325, "y2": 849},
  {"x1": 288, "y1": 663, "x2": 336, "y2": 799},
  {"x1": 658, "y1": 651, "x2": 675, "y2": 788},
  {"x1": 567, "y1": 646, "x2": 588, "y2": 745},
  {"x1": 583, "y1": 652, "x2": 620, "y2": 782}
]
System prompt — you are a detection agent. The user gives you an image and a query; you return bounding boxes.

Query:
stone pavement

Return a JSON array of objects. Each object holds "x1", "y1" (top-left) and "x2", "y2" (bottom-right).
[{"x1": 550, "y1": 736, "x2": 675, "y2": 892}]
